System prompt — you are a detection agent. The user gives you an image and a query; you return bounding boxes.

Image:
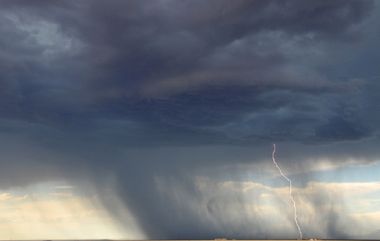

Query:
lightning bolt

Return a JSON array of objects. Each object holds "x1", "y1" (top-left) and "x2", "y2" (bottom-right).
[{"x1": 272, "y1": 143, "x2": 303, "y2": 240}]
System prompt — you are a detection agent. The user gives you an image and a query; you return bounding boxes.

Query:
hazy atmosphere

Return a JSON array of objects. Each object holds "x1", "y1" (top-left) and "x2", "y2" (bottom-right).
[{"x1": 1, "y1": 0, "x2": 380, "y2": 239}]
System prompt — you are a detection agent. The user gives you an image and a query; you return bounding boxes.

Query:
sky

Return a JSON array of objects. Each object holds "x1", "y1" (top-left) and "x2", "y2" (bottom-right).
[{"x1": 0, "y1": 0, "x2": 380, "y2": 239}]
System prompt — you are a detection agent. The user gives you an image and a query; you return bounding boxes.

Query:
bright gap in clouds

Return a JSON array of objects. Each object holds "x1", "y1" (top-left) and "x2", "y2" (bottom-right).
[
  {"x1": 1, "y1": 160, "x2": 380, "y2": 239},
  {"x1": 0, "y1": 181, "x2": 143, "y2": 240},
  {"x1": 190, "y1": 178, "x2": 380, "y2": 239},
  {"x1": 153, "y1": 158, "x2": 380, "y2": 239}
]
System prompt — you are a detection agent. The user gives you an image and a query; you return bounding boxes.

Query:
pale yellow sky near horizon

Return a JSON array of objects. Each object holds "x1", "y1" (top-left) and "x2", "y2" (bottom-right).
[
  {"x1": 1, "y1": 176, "x2": 380, "y2": 239},
  {"x1": 0, "y1": 182, "x2": 144, "y2": 240}
]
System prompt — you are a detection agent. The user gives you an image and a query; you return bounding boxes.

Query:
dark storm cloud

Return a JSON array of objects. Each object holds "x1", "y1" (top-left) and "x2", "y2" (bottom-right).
[
  {"x1": 315, "y1": 116, "x2": 371, "y2": 141},
  {"x1": 0, "y1": 0, "x2": 375, "y2": 143},
  {"x1": 0, "y1": 0, "x2": 380, "y2": 239}
]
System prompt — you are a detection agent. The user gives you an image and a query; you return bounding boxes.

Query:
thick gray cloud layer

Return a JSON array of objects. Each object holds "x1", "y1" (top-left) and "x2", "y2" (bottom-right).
[{"x1": 0, "y1": 0, "x2": 380, "y2": 239}]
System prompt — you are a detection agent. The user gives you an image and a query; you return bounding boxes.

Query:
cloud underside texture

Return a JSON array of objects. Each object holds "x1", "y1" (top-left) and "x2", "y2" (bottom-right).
[{"x1": 0, "y1": 0, "x2": 380, "y2": 238}]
